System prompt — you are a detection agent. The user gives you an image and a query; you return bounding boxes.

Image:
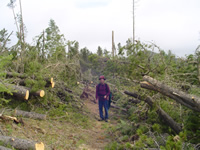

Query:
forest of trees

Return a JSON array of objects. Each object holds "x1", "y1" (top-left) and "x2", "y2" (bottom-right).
[{"x1": 0, "y1": 4, "x2": 200, "y2": 149}]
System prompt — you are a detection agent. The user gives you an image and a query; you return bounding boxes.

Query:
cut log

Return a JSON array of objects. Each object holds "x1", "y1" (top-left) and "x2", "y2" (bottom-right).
[
  {"x1": 0, "y1": 136, "x2": 44, "y2": 150},
  {"x1": 2, "y1": 83, "x2": 29, "y2": 100},
  {"x1": 0, "y1": 146, "x2": 12, "y2": 150},
  {"x1": 45, "y1": 81, "x2": 55, "y2": 88},
  {"x1": 140, "y1": 76, "x2": 200, "y2": 112},
  {"x1": 45, "y1": 77, "x2": 54, "y2": 84},
  {"x1": 30, "y1": 90, "x2": 45, "y2": 98},
  {"x1": 14, "y1": 110, "x2": 46, "y2": 120},
  {"x1": 124, "y1": 91, "x2": 182, "y2": 133}
]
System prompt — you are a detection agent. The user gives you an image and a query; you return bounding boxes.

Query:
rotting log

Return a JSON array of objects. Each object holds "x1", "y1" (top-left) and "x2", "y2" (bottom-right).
[
  {"x1": 14, "y1": 110, "x2": 46, "y2": 120},
  {"x1": 124, "y1": 91, "x2": 182, "y2": 133},
  {"x1": 2, "y1": 83, "x2": 29, "y2": 100},
  {"x1": 140, "y1": 76, "x2": 200, "y2": 112},
  {"x1": 0, "y1": 136, "x2": 44, "y2": 150},
  {"x1": 0, "y1": 146, "x2": 12, "y2": 150}
]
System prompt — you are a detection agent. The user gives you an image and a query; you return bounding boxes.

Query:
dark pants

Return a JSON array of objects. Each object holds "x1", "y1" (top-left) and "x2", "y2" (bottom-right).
[{"x1": 98, "y1": 99, "x2": 108, "y2": 119}]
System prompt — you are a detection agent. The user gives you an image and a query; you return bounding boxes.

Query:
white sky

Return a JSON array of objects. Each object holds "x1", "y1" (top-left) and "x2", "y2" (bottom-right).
[{"x1": 0, "y1": 0, "x2": 200, "y2": 57}]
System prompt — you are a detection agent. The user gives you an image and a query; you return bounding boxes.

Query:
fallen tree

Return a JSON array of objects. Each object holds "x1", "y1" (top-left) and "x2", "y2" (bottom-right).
[
  {"x1": 14, "y1": 110, "x2": 46, "y2": 120},
  {"x1": 2, "y1": 83, "x2": 29, "y2": 100},
  {"x1": 15, "y1": 78, "x2": 54, "y2": 89},
  {"x1": 110, "y1": 104, "x2": 127, "y2": 113},
  {"x1": 0, "y1": 136, "x2": 44, "y2": 150},
  {"x1": 140, "y1": 76, "x2": 200, "y2": 112},
  {"x1": 45, "y1": 81, "x2": 55, "y2": 88},
  {"x1": 124, "y1": 91, "x2": 182, "y2": 133},
  {"x1": 30, "y1": 90, "x2": 45, "y2": 98}
]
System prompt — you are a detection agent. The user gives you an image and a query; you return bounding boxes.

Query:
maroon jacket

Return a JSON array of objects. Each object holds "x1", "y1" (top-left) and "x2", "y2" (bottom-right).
[{"x1": 96, "y1": 83, "x2": 110, "y2": 100}]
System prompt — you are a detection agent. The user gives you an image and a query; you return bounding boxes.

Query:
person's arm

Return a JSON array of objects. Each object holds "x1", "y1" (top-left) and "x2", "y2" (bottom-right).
[
  {"x1": 96, "y1": 85, "x2": 98, "y2": 102},
  {"x1": 106, "y1": 84, "x2": 110, "y2": 98}
]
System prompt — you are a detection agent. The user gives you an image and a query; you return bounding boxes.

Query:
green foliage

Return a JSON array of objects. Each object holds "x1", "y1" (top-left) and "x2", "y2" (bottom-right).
[
  {"x1": 152, "y1": 123, "x2": 162, "y2": 133},
  {"x1": 116, "y1": 120, "x2": 134, "y2": 136},
  {"x1": 184, "y1": 111, "x2": 200, "y2": 143}
]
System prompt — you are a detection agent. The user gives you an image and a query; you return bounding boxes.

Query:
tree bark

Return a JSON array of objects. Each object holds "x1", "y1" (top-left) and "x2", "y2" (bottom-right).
[
  {"x1": 124, "y1": 91, "x2": 182, "y2": 133},
  {"x1": 30, "y1": 90, "x2": 45, "y2": 98},
  {"x1": 0, "y1": 136, "x2": 44, "y2": 150},
  {"x1": 3, "y1": 83, "x2": 29, "y2": 100},
  {"x1": 45, "y1": 81, "x2": 55, "y2": 88},
  {"x1": 140, "y1": 76, "x2": 200, "y2": 112},
  {"x1": 14, "y1": 110, "x2": 46, "y2": 120}
]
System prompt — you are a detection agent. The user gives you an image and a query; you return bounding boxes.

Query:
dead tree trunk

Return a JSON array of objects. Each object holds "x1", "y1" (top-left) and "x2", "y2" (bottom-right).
[
  {"x1": 0, "y1": 136, "x2": 44, "y2": 150},
  {"x1": 14, "y1": 110, "x2": 46, "y2": 120},
  {"x1": 124, "y1": 91, "x2": 182, "y2": 133},
  {"x1": 140, "y1": 76, "x2": 200, "y2": 112}
]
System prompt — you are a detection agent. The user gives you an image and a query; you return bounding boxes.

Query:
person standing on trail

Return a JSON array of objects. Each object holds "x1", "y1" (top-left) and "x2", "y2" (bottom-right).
[{"x1": 96, "y1": 75, "x2": 110, "y2": 122}]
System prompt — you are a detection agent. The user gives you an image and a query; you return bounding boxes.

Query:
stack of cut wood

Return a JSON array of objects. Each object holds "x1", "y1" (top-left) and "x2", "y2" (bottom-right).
[{"x1": 1, "y1": 72, "x2": 55, "y2": 100}]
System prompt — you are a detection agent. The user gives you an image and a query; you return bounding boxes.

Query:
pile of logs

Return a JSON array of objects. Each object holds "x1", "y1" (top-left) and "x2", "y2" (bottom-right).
[{"x1": 1, "y1": 72, "x2": 55, "y2": 100}]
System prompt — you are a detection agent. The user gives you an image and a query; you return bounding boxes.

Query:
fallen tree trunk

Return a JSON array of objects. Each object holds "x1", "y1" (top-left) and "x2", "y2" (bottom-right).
[
  {"x1": 0, "y1": 136, "x2": 44, "y2": 150},
  {"x1": 0, "y1": 146, "x2": 12, "y2": 150},
  {"x1": 3, "y1": 83, "x2": 29, "y2": 100},
  {"x1": 124, "y1": 91, "x2": 182, "y2": 133},
  {"x1": 6, "y1": 72, "x2": 53, "y2": 83},
  {"x1": 45, "y1": 81, "x2": 55, "y2": 88},
  {"x1": 14, "y1": 110, "x2": 46, "y2": 120},
  {"x1": 30, "y1": 90, "x2": 45, "y2": 98},
  {"x1": 141, "y1": 76, "x2": 200, "y2": 112},
  {"x1": 45, "y1": 77, "x2": 54, "y2": 84},
  {"x1": 13, "y1": 80, "x2": 45, "y2": 98},
  {"x1": 129, "y1": 98, "x2": 141, "y2": 104},
  {"x1": 110, "y1": 104, "x2": 127, "y2": 112}
]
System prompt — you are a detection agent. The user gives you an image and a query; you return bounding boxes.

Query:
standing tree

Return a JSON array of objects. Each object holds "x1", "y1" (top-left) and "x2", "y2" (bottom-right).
[
  {"x1": 45, "y1": 19, "x2": 66, "y2": 60},
  {"x1": 97, "y1": 46, "x2": 103, "y2": 56}
]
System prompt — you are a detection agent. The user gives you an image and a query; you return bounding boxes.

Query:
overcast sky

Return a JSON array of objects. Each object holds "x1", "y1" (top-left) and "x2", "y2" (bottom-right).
[{"x1": 0, "y1": 0, "x2": 200, "y2": 57}]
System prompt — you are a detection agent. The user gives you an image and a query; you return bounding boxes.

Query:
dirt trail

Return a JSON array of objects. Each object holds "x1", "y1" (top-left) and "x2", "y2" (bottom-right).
[{"x1": 78, "y1": 86, "x2": 117, "y2": 150}]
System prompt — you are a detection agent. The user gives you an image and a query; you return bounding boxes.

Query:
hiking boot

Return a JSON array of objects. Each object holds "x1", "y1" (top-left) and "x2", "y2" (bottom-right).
[
  {"x1": 105, "y1": 119, "x2": 108, "y2": 122},
  {"x1": 98, "y1": 118, "x2": 104, "y2": 121}
]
